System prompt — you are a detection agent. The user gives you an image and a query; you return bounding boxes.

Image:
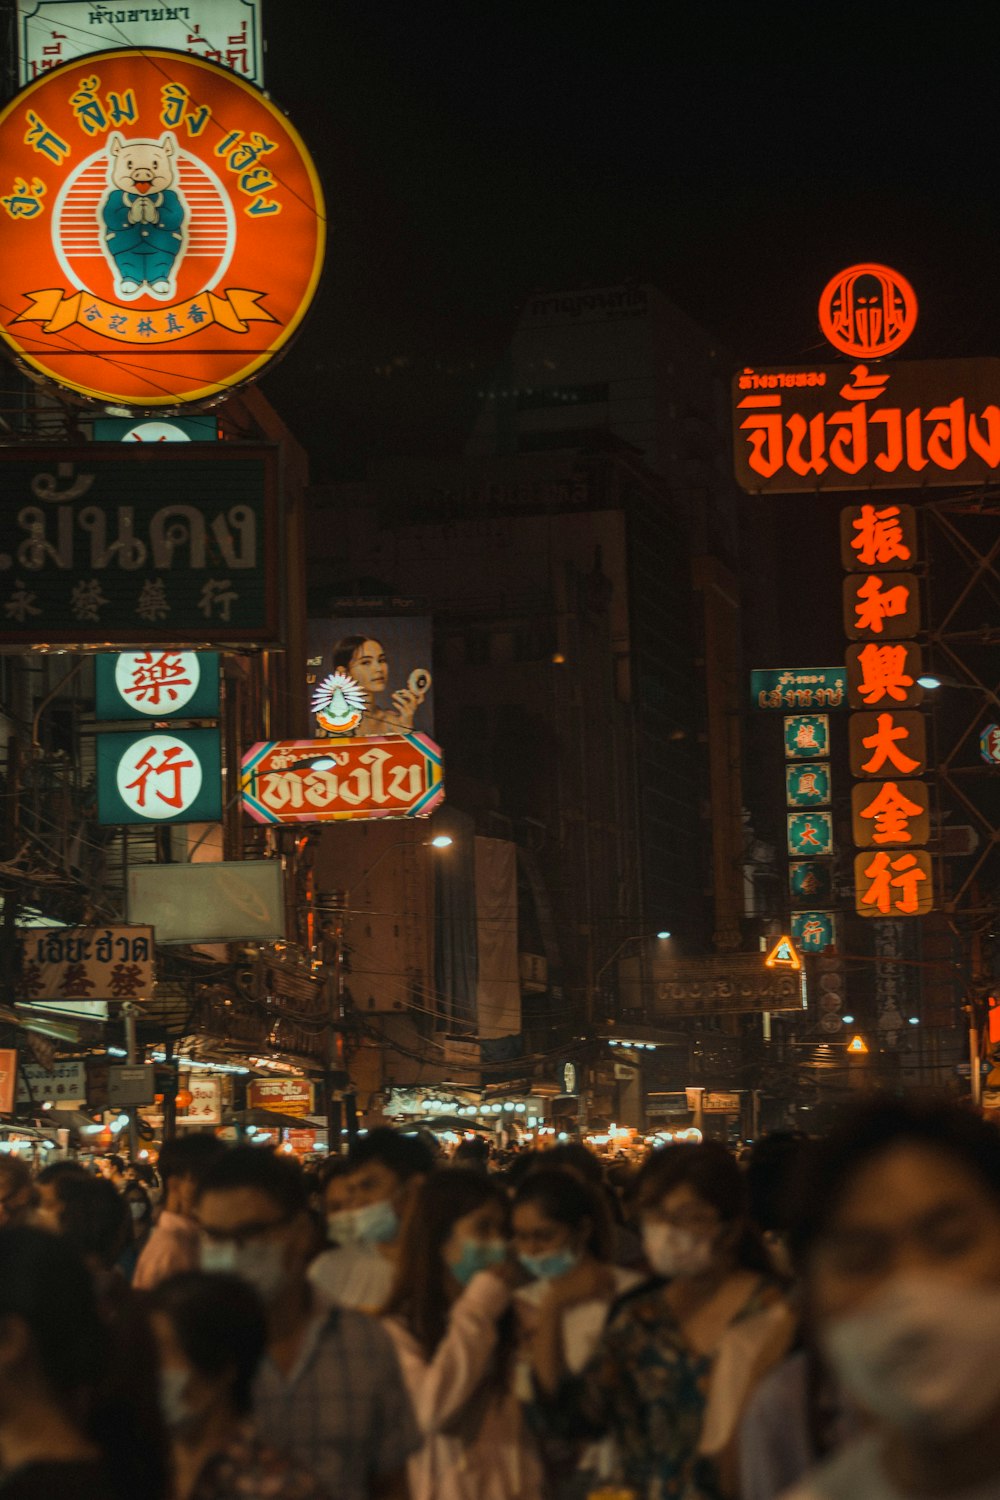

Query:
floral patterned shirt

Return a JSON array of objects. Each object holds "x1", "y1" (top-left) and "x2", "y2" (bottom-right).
[
  {"x1": 191, "y1": 1424, "x2": 329, "y2": 1500},
  {"x1": 538, "y1": 1277, "x2": 779, "y2": 1500}
]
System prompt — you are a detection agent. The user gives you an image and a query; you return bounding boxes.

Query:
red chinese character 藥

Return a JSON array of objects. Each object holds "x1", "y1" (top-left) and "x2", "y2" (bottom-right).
[{"x1": 124, "y1": 652, "x2": 193, "y2": 707}]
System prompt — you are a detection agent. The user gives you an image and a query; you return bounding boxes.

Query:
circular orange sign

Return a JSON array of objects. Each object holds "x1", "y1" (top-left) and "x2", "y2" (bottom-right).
[
  {"x1": 0, "y1": 50, "x2": 325, "y2": 409},
  {"x1": 818, "y1": 262, "x2": 918, "y2": 359}
]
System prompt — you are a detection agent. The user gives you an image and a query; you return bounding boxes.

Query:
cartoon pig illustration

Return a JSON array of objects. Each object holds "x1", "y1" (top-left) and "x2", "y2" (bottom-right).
[{"x1": 100, "y1": 132, "x2": 188, "y2": 299}]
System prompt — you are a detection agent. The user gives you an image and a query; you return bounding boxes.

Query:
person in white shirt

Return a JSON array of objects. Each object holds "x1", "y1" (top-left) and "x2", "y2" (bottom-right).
[
  {"x1": 381, "y1": 1168, "x2": 544, "y2": 1500},
  {"x1": 778, "y1": 1096, "x2": 1000, "y2": 1500},
  {"x1": 309, "y1": 1129, "x2": 434, "y2": 1312}
]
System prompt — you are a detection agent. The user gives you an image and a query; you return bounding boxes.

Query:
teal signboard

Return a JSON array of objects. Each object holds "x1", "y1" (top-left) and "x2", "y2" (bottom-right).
[
  {"x1": 786, "y1": 762, "x2": 832, "y2": 807},
  {"x1": 791, "y1": 912, "x2": 837, "y2": 953},
  {"x1": 0, "y1": 447, "x2": 278, "y2": 646},
  {"x1": 789, "y1": 861, "x2": 833, "y2": 903},
  {"x1": 787, "y1": 811, "x2": 833, "y2": 857},
  {"x1": 96, "y1": 730, "x2": 222, "y2": 825},
  {"x1": 784, "y1": 714, "x2": 830, "y2": 759},
  {"x1": 96, "y1": 653, "x2": 220, "y2": 720},
  {"x1": 93, "y1": 418, "x2": 218, "y2": 442},
  {"x1": 751, "y1": 668, "x2": 846, "y2": 710}
]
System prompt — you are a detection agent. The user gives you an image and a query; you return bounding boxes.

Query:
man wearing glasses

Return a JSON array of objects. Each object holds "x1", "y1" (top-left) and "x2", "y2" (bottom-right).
[{"x1": 197, "y1": 1147, "x2": 416, "y2": 1500}]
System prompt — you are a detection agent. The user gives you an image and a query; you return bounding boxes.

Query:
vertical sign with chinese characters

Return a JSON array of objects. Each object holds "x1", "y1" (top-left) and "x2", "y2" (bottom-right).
[
  {"x1": 843, "y1": 503, "x2": 932, "y2": 920},
  {"x1": 96, "y1": 730, "x2": 222, "y2": 825},
  {"x1": 784, "y1": 708, "x2": 836, "y2": 961}
]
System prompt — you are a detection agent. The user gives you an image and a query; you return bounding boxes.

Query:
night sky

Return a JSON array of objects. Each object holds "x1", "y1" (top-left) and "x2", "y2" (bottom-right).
[{"x1": 258, "y1": 3, "x2": 1000, "y2": 483}]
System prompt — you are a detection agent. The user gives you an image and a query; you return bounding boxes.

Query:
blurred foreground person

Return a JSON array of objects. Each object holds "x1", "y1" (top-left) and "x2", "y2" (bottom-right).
[
  {"x1": 0, "y1": 1227, "x2": 166, "y2": 1500},
  {"x1": 310, "y1": 1128, "x2": 433, "y2": 1312},
  {"x1": 150, "y1": 1272, "x2": 326, "y2": 1500},
  {"x1": 0, "y1": 1160, "x2": 34, "y2": 1230},
  {"x1": 514, "y1": 1168, "x2": 642, "y2": 1495},
  {"x1": 382, "y1": 1169, "x2": 544, "y2": 1500},
  {"x1": 44, "y1": 1175, "x2": 133, "y2": 1308},
  {"x1": 197, "y1": 1146, "x2": 417, "y2": 1500},
  {"x1": 534, "y1": 1142, "x2": 790, "y2": 1499},
  {"x1": 780, "y1": 1097, "x2": 1000, "y2": 1500},
  {"x1": 134, "y1": 1134, "x2": 227, "y2": 1290}
]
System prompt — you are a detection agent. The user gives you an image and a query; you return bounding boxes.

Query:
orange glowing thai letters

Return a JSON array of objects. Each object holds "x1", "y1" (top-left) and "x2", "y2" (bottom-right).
[
  {"x1": 0, "y1": 51, "x2": 325, "y2": 408},
  {"x1": 855, "y1": 849, "x2": 933, "y2": 917},
  {"x1": 818, "y1": 264, "x2": 918, "y2": 360}
]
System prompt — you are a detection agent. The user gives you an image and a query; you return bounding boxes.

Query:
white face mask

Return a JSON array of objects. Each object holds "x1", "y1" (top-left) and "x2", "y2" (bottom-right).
[
  {"x1": 821, "y1": 1273, "x2": 1000, "y2": 1439},
  {"x1": 642, "y1": 1221, "x2": 715, "y2": 1279},
  {"x1": 158, "y1": 1367, "x2": 199, "y2": 1432},
  {"x1": 200, "y1": 1237, "x2": 288, "y2": 1304}
]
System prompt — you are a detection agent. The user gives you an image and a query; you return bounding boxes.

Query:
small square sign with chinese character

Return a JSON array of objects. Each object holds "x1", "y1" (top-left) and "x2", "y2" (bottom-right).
[
  {"x1": 96, "y1": 730, "x2": 222, "y2": 825},
  {"x1": 786, "y1": 762, "x2": 832, "y2": 807},
  {"x1": 843, "y1": 574, "x2": 920, "y2": 641},
  {"x1": 851, "y1": 779, "x2": 931, "y2": 848},
  {"x1": 854, "y1": 849, "x2": 934, "y2": 917},
  {"x1": 787, "y1": 810, "x2": 834, "y2": 857},
  {"x1": 847, "y1": 641, "x2": 925, "y2": 709},
  {"x1": 840, "y1": 503, "x2": 917, "y2": 572},
  {"x1": 849, "y1": 710, "x2": 927, "y2": 778},
  {"x1": 789, "y1": 861, "x2": 833, "y2": 903},
  {"x1": 96, "y1": 652, "x2": 220, "y2": 720},
  {"x1": 784, "y1": 714, "x2": 830, "y2": 759},
  {"x1": 791, "y1": 911, "x2": 837, "y2": 953}
]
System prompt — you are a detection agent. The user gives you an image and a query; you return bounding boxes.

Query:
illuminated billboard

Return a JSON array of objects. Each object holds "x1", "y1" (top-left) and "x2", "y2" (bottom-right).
[
  {"x1": 307, "y1": 617, "x2": 434, "y2": 739},
  {"x1": 0, "y1": 49, "x2": 325, "y2": 409}
]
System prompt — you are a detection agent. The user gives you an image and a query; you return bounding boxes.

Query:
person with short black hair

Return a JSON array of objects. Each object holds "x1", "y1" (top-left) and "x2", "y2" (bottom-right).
[
  {"x1": 134, "y1": 1135, "x2": 227, "y2": 1291},
  {"x1": 311, "y1": 1127, "x2": 435, "y2": 1312},
  {"x1": 0, "y1": 1158, "x2": 36, "y2": 1229},
  {"x1": 149, "y1": 1272, "x2": 326, "y2": 1500},
  {"x1": 196, "y1": 1146, "x2": 418, "y2": 1500}
]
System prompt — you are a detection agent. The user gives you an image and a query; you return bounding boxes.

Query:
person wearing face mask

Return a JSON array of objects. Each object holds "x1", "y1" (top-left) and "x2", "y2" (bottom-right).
[
  {"x1": 513, "y1": 1169, "x2": 642, "y2": 1497},
  {"x1": 775, "y1": 1096, "x2": 1000, "y2": 1500},
  {"x1": 149, "y1": 1272, "x2": 327, "y2": 1500},
  {"x1": 195, "y1": 1146, "x2": 418, "y2": 1500},
  {"x1": 134, "y1": 1134, "x2": 227, "y2": 1291},
  {"x1": 381, "y1": 1169, "x2": 544, "y2": 1500},
  {"x1": 310, "y1": 1128, "x2": 434, "y2": 1313},
  {"x1": 532, "y1": 1141, "x2": 787, "y2": 1499}
]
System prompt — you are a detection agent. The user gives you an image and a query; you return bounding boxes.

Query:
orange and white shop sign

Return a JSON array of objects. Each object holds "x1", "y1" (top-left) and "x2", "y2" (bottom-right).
[{"x1": 0, "y1": 50, "x2": 325, "y2": 409}]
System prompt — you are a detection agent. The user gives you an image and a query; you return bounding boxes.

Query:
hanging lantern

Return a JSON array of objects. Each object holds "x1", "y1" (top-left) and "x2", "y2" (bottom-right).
[{"x1": 175, "y1": 1088, "x2": 194, "y2": 1111}]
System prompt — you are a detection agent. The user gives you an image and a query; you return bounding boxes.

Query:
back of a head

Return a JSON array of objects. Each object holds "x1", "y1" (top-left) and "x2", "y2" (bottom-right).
[
  {"x1": 151, "y1": 1271, "x2": 267, "y2": 1415},
  {"x1": 36, "y1": 1161, "x2": 89, "y2": 1188},
  {"x1": 788, "y1": 1095, "x2": 1000, "y2": 1267},
  {"x1": 542, "y1": 1142, "x2": 603, "y2": 1186},
  {"x1": 0, "y1": 1227, "x2": 106, "y2": 1397},
  {"x1": 0, "y1": 1156, "x2": 32, "y2": 1193},
  {"x1": 346, "y1": 1126, "x2": 435, "y2": 1182},
  {"x1": 157, "y1": 1133, "x2": 227, "y2": 1188},
  {"x1": 56, "y1": 1174, "x2": 131, "y2": 1267},
  {"x1": 452, "y1": 1137, "x2": 490, "y2": 1171},
  {"x1": 197, "y1": 1145, "x2": 308, "y2": 1218}
]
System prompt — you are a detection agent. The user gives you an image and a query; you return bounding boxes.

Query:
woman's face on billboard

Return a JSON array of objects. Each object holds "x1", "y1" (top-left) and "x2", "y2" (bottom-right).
[{"x1": 349, "y1": 639, "x2": 388, "y2": 694}]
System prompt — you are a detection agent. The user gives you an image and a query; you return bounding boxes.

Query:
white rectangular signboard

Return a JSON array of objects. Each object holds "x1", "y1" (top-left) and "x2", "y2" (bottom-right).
[{"x1": 17, "y1": 0, "x2": 264, "y2": 86}]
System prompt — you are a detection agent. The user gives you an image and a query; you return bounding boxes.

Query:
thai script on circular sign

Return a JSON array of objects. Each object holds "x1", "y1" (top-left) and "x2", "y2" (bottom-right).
[
  {"x1": 818, "y1": 263, "x2": 918, "y2": 360},
  {"x1": 116, "y1": 732, "x2": 203, "y2": 818},
  {"x1": 0, "y1": 49, "x2": 325, "y2": 409}
]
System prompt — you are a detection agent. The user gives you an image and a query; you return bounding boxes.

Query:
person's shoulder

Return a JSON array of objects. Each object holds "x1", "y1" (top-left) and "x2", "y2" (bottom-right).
[
  {"x1": 326, "y1": 1303, "x2": 399, "y2": 1360},
  {"x1": 779, "y1": 1435, "x2": 894, "y2": 1500},
  {"x1": 606, "y1": 1274, "x2": 667, "y2": 1325}
]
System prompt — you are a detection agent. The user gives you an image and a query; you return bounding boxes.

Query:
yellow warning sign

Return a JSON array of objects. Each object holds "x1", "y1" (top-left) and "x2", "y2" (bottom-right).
[{"x1": 764, "y1": 935, "x2": 802, "y2": 971}]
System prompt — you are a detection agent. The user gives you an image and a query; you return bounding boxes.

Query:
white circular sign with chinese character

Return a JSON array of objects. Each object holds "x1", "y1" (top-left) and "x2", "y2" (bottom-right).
[
  {"x1": 115, "y1": 732, "x2": 203, "y2": 819},
  {"x1": 115, "y1": 651, "x2": 201, "y2": 715}
]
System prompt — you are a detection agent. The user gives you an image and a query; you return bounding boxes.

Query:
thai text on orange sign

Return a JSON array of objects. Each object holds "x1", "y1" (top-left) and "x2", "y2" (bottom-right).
[{"x1": 240, "y1": 735, "x2": 445, "y2": 824}]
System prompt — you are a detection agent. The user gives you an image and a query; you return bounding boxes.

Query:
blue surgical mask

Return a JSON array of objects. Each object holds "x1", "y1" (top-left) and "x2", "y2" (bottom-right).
[
  {"x1": 450, "y1": 1238, "x2": 508, "y2": 1286},
  {"x1": 518, "y1": 1247, "x2": 580, "y2": 1281},
  {"x1": 352, "y1": 1198, "x2": 400, "y2": 1246}
]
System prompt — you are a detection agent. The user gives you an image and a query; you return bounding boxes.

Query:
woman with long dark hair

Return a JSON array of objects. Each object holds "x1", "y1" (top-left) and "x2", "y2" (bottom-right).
[
  {"x1": 381, "y1": 1168, "x2": 543, "y2": 1500},
  {"x1": 532, "y1": 1141, "x2": 789, "y2": 1500},
  {"x1": 0, "y1": 1226, "x2": 167, "y2": 1500}
]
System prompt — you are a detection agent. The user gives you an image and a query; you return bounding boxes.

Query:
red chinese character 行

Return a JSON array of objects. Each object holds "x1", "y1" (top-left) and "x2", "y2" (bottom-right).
[
  {"x1": 125, "y1": 745, "x2": 195, "y2": 809},
  {"x1": 861, "y1": 851, "x2": 928, "y2": 914},
  {"x1": 854, "y1": 644, "x2": 915, "y2": 705},
  {"x1": 859, "y1": 782, "x2": 924, "y2": 844},
  {"x1": 850, "y1": 504, "x2": 912, "y2": 567},
  {"x1": 860, "y1": 713, "x2": 920, "y2": 775},
  {"x1": 853, "y1": 575, "x2": 911, "y2": 635},
  {"x1": 124, "y1": 652, "x2": 193, "y2": 707}
]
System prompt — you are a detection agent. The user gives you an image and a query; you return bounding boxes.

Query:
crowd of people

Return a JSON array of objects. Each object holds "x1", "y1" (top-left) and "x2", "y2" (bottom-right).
[{"x1": 0, "y1": 1095, "x2": 997, "y2": 1500}]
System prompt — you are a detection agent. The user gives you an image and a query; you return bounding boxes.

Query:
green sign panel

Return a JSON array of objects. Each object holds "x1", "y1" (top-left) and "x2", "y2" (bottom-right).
[
  {"x1": 96, "y1": 653, "x2": 220, "y2": 721},
  {"x1": 791, "y1": 911, "x2": 837, "y2": 953},
  {"x1": 0, "y1": 446, "x2": 278, "y2": 645},
  {"x1": 784, "y1": 714, "x2": 830, "y2": 759},
  {"x1": 751, "y1": 668, "x2": 846, "y2": 710},
  {"x1": 93, "y1": 418, "x2": 218, "y2": 442},
  {"x1": 96, "y1": 730, "x2": 222, "y2": 825},
  {"x1": 789, "y1": 861, "x2": 833, "y2": 903},
  {"x1": 787, "y1": 810, "x2": 833, "y2": 857},
  {"x1": 786, "y1": 762, "x2": 831, "y2": 807}
]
